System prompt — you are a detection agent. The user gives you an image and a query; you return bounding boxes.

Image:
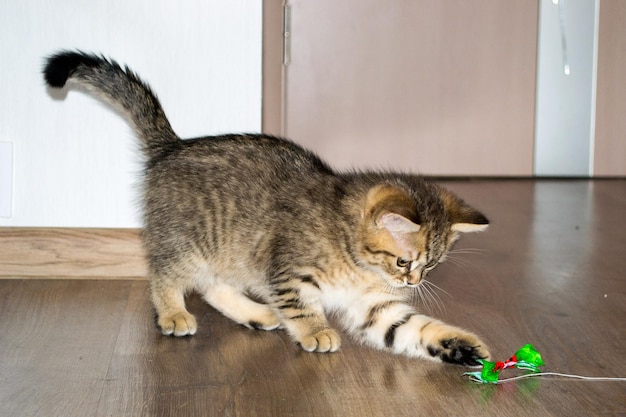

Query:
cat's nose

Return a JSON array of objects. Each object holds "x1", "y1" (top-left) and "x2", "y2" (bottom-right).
[
  {"x1": 406, "y1": 273, "x2": 422, "y2": 286},
  {"x1": 406, "y1": 268, "x2": 429, "y2": 286}
]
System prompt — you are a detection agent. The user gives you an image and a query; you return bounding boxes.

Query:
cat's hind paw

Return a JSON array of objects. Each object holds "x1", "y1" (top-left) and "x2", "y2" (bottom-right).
[
  {"x1": 158, "y1": 311, "x2": 197, "y2": 337},
  {"x1": 247, "y1": 313, "x2": 281, "y2": 331},
  {"x1": 299, "y1": 328, "x2": 341, "y2": 353}
]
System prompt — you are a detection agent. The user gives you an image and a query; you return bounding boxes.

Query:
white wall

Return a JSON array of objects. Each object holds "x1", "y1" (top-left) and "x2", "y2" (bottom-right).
[{"x1": 0, "y1": 0, "x2": 262, "y2": 228}]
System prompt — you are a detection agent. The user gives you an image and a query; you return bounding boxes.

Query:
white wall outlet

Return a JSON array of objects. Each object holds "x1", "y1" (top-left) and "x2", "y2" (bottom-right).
[{"x1": 0, "y1": 142, "x2": 14, "y2": 218}]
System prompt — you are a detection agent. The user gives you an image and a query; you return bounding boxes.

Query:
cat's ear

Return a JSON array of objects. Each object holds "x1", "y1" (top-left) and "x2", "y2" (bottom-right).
[
  {"x1": 364, "y1": 185, "x2": 421, "y2": 253},
  {"x1": 364, "y1": 184, "x2": 420, "y2": 227},
  {"x1": 440, "y1": 189, "x2": 489, "y2": 233}
]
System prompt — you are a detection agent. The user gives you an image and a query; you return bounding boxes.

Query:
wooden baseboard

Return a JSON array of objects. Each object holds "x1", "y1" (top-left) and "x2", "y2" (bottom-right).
[{"x1": 0, "y1": 228, "x2": 147, "y2": 279}]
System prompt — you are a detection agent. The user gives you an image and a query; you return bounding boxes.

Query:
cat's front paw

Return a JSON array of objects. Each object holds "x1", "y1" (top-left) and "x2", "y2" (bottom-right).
[
  {"x1": 425, "y1": 327, "x2": 489, "y2": 366},
  {"x1": 158, "y1": 310, "x2": 197, "y2": 337},
  {"x1": 299, "y1": 328, "x2": 341, "y2": 353}
]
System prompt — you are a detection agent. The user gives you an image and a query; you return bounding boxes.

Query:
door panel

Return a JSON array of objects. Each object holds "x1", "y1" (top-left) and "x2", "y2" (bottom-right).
[
  {"x1": 594, "y1": 0, "x2": 626, "y2": 176},
  {"x1": 282, "y1": 0, "x2": 538, "y2": 175}
]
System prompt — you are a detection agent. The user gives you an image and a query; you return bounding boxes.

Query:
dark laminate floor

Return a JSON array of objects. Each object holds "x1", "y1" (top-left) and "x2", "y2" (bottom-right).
[{"x1": 1, "y1": 180, "x2": 625, "y2": 417}]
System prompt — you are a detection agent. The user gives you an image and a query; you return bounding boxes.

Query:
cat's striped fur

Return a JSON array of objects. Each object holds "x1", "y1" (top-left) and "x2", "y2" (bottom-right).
[{"x1": 44, "y1": 51, "x2": 490, "y2": 365}]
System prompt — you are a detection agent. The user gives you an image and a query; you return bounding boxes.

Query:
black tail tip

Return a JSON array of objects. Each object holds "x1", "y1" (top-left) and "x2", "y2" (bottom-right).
[
  {"x1": 43, "y1": 51, "x2": 79, "y2": 88},
  {"x1": 43, "y1": 50, "x2": 101, "y2": 88}
]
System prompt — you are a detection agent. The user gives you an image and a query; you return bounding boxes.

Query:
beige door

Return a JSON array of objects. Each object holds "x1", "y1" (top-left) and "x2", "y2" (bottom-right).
[{"x1": 265, "y1": 0, "x2": 538, "y2": 176}]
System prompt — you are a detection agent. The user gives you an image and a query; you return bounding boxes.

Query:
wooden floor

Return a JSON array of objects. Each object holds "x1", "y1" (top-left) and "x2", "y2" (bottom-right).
[{"x1": 1, "y1": 180, "x2": 625, "y2": 417}]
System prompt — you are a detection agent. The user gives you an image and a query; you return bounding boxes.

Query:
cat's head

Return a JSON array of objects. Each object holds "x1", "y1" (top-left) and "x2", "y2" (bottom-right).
[{"x1": 357, "y1": 183, "x2": 488, "y2": 288}]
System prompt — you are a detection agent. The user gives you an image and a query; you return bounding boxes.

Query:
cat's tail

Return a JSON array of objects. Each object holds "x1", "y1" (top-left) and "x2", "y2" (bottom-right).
[{"x1": 43, "y1": 50, "x2": 179, "y2": 159}]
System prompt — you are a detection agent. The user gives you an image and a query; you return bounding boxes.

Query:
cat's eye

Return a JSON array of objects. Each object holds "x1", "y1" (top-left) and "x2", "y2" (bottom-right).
[{"x1": 396, "y1": 258, "x2": 411, "y2": 268}]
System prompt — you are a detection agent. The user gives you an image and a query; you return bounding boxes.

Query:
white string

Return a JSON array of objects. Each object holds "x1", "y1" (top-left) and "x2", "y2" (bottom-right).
[{"x1": 468, "y1": 372, "x2": 626, "y2": 384}]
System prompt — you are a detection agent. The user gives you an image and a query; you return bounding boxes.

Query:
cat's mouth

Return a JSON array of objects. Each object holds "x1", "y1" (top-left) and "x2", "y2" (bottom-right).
[
  {"x1": 389, "y1": 277, "x2": 422, "y2": 288},
  {"x1": 397, "y1": 269, "x2": 428, "y2": 287},
  {"x1": 403, "y1": 279, "x2": 421, "y2": 288}
]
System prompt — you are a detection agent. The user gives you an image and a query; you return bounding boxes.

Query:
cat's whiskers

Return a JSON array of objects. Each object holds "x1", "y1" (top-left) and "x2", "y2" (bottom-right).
[
  {"x1": 445, "y1": 256, "x2": 469, "y2": 269},
  {"x1": 422, "y1": 279, "x2": 451, "y2": 299},
  {"x1": 382, "y1": 280, "x2": 400, "y2": 297},
  {"x1": 447, "y1": 248, "x2": 488, "y2": 266},
  {"x1": 448, "y1": 247, "x2": 489, "y2": 255},
  {"x1": 422, "y1": 280, "x2": 446, "y2": 315},
  {"x1": 411, "y1": 280, "x2": 438, "y2": 315},
  {"x1": 409, "y1": 278, "x2": 448, "y2": 316}
]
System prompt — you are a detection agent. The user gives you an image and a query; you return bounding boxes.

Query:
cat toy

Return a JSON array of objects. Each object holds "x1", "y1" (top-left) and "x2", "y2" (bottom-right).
[
  {"x1": 463, "y1": 343, "x2": 626, "y2": 384},
  {"x1": 464, "y1": 343, "x2": 544, "y2": 384}
]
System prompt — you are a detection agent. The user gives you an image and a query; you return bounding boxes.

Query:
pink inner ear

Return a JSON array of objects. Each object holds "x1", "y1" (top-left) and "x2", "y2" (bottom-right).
[{"x1": 377, "y1": 213, "x2": 421, "y2": 233}]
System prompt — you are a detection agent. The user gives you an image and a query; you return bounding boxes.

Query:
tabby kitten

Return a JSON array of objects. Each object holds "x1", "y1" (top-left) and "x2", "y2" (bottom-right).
[{"x1": 44, "y1": 51, "x2": 490, "y2": 365}]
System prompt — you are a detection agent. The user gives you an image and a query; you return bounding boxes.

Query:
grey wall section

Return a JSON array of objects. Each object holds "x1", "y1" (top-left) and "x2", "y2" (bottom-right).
[{"x1": 534, "y1": 0, "x2": 598, "y2": 176}]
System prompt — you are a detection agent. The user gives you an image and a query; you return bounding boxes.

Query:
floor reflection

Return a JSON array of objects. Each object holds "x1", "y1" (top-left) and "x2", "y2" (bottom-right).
[{"x1": 529, "y1": 181, "x2": 594, "y2": 293}]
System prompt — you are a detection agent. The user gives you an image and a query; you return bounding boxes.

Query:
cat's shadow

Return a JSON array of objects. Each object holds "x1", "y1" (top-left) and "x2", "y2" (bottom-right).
[{"x1": 45, "y1": 85, "x2": 69, "y2": 101}]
